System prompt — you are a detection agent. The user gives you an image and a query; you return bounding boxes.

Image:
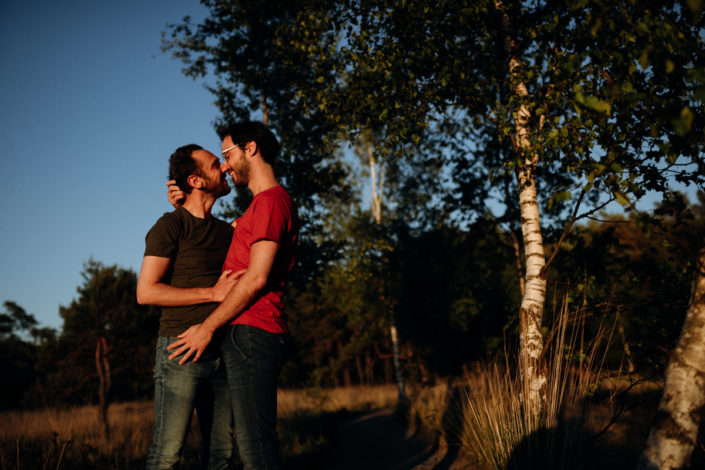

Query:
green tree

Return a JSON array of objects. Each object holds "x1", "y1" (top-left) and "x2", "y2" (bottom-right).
[
  {"x1": 164, "y1": 3, "x2": 705, "y2": 412},
  {"x1": 0, "y1": 301, "x2": 53, "y2": 409},
  {"x1": 282, "y1": 0, "x2": 705, "y2": 410},
  {"x1": 43, "y1": 259, "x2": 158, "y2": 405}
]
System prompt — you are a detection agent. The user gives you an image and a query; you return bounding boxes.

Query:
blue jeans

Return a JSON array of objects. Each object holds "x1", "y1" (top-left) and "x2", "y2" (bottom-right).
[
  {"x1": 146, "y1": 336, "x2": 234, "y2": 470},
  {"x1": 221, "y1": 324, "x2": 289, "y2": 470}
]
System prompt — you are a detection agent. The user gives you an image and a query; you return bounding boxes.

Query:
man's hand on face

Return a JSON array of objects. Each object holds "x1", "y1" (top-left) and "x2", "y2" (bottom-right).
[
  {"x1": 167, "y1": 179, "x2": 185, "y2": 208},
  {"x1": 166, "y1": 323, "x2": 214, "y2": 364}
]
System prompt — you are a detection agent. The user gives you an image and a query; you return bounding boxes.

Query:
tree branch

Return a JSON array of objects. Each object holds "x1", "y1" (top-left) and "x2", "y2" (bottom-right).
[{"x1": 541, "y1": 189, "x2": 586, "y2": 277}]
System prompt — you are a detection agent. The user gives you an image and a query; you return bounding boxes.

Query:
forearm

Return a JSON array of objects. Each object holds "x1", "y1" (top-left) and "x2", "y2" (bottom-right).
[
  {"x1": 137, "y1": 283, "x2": 217, "y2": 306},
  {"x1": 201, "y1": 274, "x2": 263, "y2": 332}
]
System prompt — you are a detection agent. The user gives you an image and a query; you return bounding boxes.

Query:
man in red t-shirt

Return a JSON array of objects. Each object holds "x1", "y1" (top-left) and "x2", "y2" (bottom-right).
[{"x1": 168, "y1": 121, "x2": 298, "y2": 470}]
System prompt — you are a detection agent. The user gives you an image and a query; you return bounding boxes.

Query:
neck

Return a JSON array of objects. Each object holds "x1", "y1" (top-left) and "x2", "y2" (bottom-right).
[
  {"x1": 248, "y1": 163, "x2": 279, "y2": 196},
  {"x1": 181, "y1": 191, "x2": 216, "y2": 219}
]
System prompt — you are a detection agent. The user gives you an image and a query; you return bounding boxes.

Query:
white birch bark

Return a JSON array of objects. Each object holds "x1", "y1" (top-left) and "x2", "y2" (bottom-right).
[
  {"x1": 638, "y1": 246, "x2": 705, "y2": 470},
  {"x1": 516, "y1": 163, "x2": 548, "y2": 413},
  {"x1": 367, "y1": 142, "x2": 405, "y2": 403},
  {"x1": 494, "y1": 0, "x2": 548, "y2": 413}
]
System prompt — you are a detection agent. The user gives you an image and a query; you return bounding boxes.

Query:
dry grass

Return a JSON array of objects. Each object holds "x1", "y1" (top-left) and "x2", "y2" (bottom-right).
[
  {"x1": 0, "y1": 401, "x2": 155, "y2": 469},
  {"x1": 401, "y1": 299, "x2": 619, "y2": 470},
  {"x1": 0, "y1": 386, "x2": 398, "y2": 469},
  {"x1": 278, "y1": 384, "x2": 398, "y2": 417},
  {"x1": 459, "y1": 301, "x2": 609, "y2": 470}
]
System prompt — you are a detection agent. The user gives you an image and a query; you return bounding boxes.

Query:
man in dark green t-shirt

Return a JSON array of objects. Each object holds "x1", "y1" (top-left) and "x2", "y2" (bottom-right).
[{"x1": 137, "y1": 144, "x2": 238, "y2": 469}]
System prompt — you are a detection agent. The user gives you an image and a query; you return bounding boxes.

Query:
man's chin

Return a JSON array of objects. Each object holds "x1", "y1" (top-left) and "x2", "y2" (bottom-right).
[{"x1": 216, "y1": 185, "x2": 231, "y2": 197}]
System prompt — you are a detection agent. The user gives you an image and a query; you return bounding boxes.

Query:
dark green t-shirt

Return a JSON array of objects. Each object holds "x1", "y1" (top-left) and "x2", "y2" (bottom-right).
[{"x1": 144, "y1": 207, "x2": 233, "y2": 336}]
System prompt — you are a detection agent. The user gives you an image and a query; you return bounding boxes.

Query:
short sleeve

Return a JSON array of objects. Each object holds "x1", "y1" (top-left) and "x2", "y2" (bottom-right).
[
  {"x1": 248, "y1": 193, "x2": 289, "y2": 246},
  {"x1": 144, "y1": 212, "x2": 181, "y2": 258}
]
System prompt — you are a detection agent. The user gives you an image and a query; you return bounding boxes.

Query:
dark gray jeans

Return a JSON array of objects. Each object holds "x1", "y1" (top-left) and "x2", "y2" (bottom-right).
[{"x1": 221, "y1": 324, "x2": 289, "y2": 470}]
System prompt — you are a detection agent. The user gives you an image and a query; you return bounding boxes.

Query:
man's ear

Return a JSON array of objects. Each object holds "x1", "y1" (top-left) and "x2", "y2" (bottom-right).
[
  {"x1": 186, "y1": 174, "x2": 202, "y2": 190},
  {"x1": 244, "y1": 141, "x2": 258, "y2": 157}
]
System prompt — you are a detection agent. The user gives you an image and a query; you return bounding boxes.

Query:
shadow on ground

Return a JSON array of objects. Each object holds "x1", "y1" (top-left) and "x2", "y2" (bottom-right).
[{"x1": 324, "y1": 409, "x2": 441, "y2": 470}]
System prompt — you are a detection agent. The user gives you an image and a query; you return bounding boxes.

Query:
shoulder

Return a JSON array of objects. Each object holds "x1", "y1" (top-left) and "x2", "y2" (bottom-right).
[
  {"x1": 154, "y1": 208, "x2": 186, "y2": 227},
  {"x1": 248, "y1": 187, "x2": 298, "y2": 236},
  {"x1": 253, "y1": 186, "x2": 295, "y2": 211},
  {"x1": 147, "y1": 209, "x2": 185, "y2": 238}
]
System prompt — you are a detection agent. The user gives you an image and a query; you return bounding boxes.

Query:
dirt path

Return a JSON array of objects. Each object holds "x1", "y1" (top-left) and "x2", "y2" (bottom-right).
[{"x1": 326, "y1": 409, "x2": 471, "y2": 470}]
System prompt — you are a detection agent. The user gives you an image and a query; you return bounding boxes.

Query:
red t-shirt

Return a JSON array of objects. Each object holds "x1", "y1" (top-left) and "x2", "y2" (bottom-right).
[{"x1": 223, "y1": 185, "x2": 298, "y2": 333}]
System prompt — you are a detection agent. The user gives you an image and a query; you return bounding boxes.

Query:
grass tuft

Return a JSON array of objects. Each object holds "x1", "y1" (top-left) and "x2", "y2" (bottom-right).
[{"x1": 460, "y1": 299, "x2": 610, "y2": 470}]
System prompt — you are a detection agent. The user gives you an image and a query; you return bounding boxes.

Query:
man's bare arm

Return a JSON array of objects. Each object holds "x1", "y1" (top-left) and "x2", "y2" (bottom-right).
[
  {"x1": 136, "y1": 255, "x2": 241, "y2": 306},
  {"x1": 166, "y1": 240, "x2": 278, "y2": 363}
]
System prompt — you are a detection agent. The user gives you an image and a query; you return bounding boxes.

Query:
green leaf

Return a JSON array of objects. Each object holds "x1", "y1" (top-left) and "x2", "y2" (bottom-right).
[
  {"x1": 574, "y1": 92, "x2": 611, "y2": 114},
  {"x1": 672, "y1": 107, "x2": 694, "y2": 136},
  {"x1": 614, "y1": 191, "x2": 630, "y2": 206},
  {"x1": 694, "y1": 86, "x2": 705, "y2": 101},
  {"x1": 666, "y1": 59, "x2": 675, "y2": 74},
  {"x1": 687, "y1": 0, "x2": 703, "y2": 12},
  {"x1": 590, "y1": 18, "x2": 602, "y2": 37}
]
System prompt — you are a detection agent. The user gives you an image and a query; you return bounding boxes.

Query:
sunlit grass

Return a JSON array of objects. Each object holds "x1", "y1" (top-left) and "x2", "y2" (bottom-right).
[
  {"x1": 0, "y1": 385, "x2": 398, "y2": 469},
  {"x1": 459, "y1": 300, "x2": 609, "y2": 470}
]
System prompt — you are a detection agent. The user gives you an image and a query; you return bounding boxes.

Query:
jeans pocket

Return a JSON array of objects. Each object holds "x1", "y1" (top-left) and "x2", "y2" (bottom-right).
[
  {"x1": 153, "y1": 337, "x2": 170, "y2": 379},
  {"x1": 230, "y1": 325, "x2": 248, "y2": 360}
]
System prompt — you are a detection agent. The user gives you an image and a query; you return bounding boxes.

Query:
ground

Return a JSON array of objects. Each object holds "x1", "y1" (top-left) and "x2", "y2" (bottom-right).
[{"x1": 326, "y1": 409, "x2": 478, "y2": 470}]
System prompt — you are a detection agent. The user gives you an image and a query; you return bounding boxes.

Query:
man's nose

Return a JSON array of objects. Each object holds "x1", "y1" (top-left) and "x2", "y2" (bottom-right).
[{"x1": 220, "y1": 162, "x2": 230, "y2": 173}]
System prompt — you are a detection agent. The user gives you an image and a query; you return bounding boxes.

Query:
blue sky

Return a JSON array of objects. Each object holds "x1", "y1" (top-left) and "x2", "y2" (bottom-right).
[
  {"x1": 1, "y1": 1, "x2": 699, "y2": 332},
  {"x1": 0, "y1": 1, "x2": 227, "y2": 329}
]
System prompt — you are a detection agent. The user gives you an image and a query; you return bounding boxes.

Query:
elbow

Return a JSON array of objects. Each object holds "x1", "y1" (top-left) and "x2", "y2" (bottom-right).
[
  {"x1": 136, "y1": 286, "x2": 150, "y2": 305},
  {"x1": 250, "y1": 274, "x2": 269, "y2": 293}
]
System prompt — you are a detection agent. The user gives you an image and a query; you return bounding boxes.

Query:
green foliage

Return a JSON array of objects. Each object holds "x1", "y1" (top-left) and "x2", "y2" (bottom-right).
[
  {"x1": 0, "y1": 302, "x2": 53, "y2": 409},
  {"x1": 282, "y1": 214, "x2": 522, "y2": 387},
  {"x1": 154, "y1": 0, "x2": 705, "y2": 389},
  {"x1": 35, "y1": 259, "x2": 159, "y2": 406},
  {"x1": 547, "y1": 195, "x2": 705, "y2": 370}
]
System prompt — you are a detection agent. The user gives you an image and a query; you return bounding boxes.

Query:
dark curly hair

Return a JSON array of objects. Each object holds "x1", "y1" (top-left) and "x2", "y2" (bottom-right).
[
  {"x1": 168, "y1": 144, "x2": 203, "y2": 194},
  {"x1": 218, "y1": 121, "x2": 280, "y2": 164}
]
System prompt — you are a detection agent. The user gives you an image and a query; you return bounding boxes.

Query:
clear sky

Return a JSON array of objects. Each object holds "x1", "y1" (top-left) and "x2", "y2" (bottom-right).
[
  {"x1": 0, "y1": 1, "x2": 228, "y2": 330},
  {"x1": 1, "y1": 1, "x2": 698, "y2": 332}
]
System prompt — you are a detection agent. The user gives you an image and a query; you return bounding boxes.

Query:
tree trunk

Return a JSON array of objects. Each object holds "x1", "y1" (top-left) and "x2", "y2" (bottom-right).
[
  {"x1": 355, "y1": 355, "x2": 365, "y2": 385},
  {"x1": 364, "y1": 354, "x2": 375, "y2": 384},
  {"x1": 95, "y1": 336, "x2": 111, "y2": 440},
  {"x1": 516, "y1": 165, "x2": 548, "y2": 414},
  {"x1": 367, "y1": 141, "x2": 405, "y2": 404},
  {"x1": 385, "y1": 355, "x2": 393, "y2": 384},
  {"x1": 261, "y1": 94, "x2": 269, "y2": 126},
  {"x1": 638, "y1": 245, "x2": 705, "y2": 470},
  {"x1": 494, "y1": 0, "x2": 548, "y2": 414},
  {"x1": 343, "y1": 365, "x2": 352, "y2": 387},
  {"x1": 617, "y1": 311, "x2": 636, "y2": 374},
  {"x1": 390, "y1": 323, "x2": 405, "y2": 400}
]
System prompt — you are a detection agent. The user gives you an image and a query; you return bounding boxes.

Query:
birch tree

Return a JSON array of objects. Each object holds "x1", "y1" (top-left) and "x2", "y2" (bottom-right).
[
  {"x1": 638, "y1": 244, "x2": 705, "y2": 469},
  {"x1": 165, "y1": 1, "x2": 705, "y2": 414}
]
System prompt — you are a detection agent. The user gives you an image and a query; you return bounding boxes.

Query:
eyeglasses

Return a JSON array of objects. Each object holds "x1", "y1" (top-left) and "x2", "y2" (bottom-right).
[{"x1": 222, "y1": 144, "x2": 239, "y2": 159}]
